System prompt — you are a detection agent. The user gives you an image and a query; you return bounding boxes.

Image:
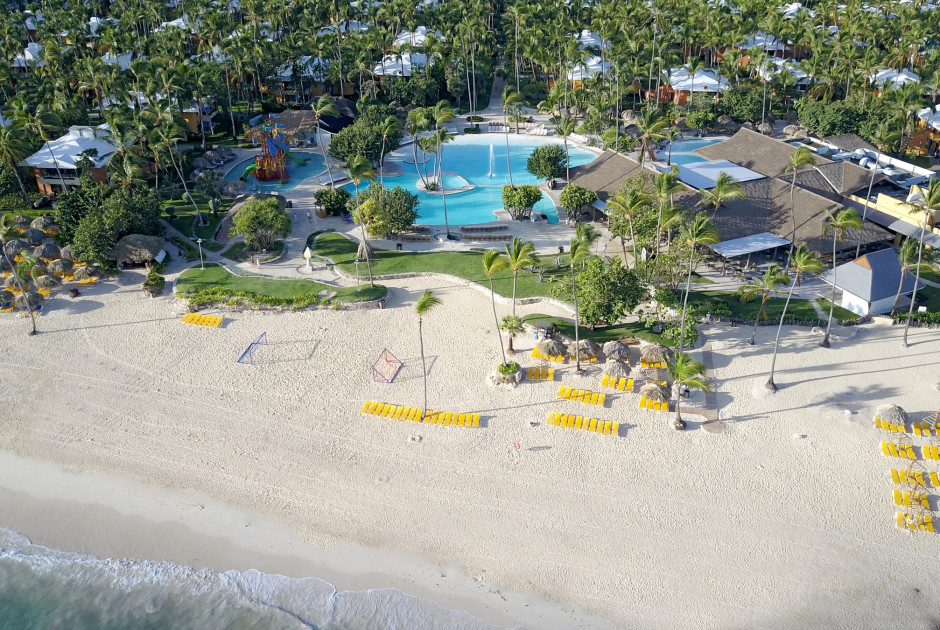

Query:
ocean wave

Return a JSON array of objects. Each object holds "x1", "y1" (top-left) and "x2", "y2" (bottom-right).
[{"x1": 0, "y1": 527, "x2": 509, "y2": 630}]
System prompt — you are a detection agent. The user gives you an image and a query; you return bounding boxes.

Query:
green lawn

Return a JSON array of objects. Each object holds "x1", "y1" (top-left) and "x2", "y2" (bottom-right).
[
  {"x1": 687, "y1": 291, "x2": 858, "y2": 323},
  {"x1": 915, "y1": 286, "x2": 940, "y2": 312},
  {"x1": 916, "y1": 264, "x2": 940, "y2": 285},
  {"x1": 522, "y1": 313, "x2": 667, "y2": 345},
  {"x1": 176, "y1": 264, "x2": 385, "y2": 305},
  {"x1": 312, "y1": 232, "x2": 569, "y2": 299},
  {"x1": 221, "y1": 242, "x2": 248, "y2": 261}
]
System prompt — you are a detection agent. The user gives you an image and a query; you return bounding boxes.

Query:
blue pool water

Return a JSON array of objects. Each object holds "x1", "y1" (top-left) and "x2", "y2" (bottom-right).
[
  {"x1": 225, "y1": 150, "x2": 326, "y2": 192},
  {"x1": 657, "y1": 138, "x2": 721, "y2": 166},
  {"x1": 347, "y1": 136, "x2": 598, "y2": 225}
]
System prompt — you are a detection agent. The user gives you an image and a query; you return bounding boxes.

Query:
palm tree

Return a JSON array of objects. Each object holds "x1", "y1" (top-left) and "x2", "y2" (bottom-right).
[
  {"x1": 502, "y1": 86, "x2": 523, "y2": 186},
  {"x1": 415, "y1": 289, "x2": 440, "y2": 417},
  {"x1": 701, "y1": 172, "x2": 744, "y2": 219},
  {"x1": 738, "y1": 263, "x2": 790, "y2": 345},
  {"x1": 820, "y1": 207, "x2": 862, "y2": 347},
  {"x1": 652, "y1": 168, "x2": 682, "y2": 256},
  {"x1": 678, "y1": 213, "x2": 719, "y2": 349},
  {"x1": 13, "y1": 247, "x2": 40, "y2": 336},
  {"x1": 500, "y1": 314, "x2": 524, "y2": 353},
  {"x1": 855, "y1": 121, "x2": 899, "y2": 259},
  {"x1": 503, "y1": 237, "x2": 538, "y2": 315},
  {"x1": 606, "y1": 187, "x2": 648, "y2": 267},
  {"x1": 0, "y1": 121, "x2": 31, "y2": 203},
  {"x1": 664, "y1": 126, "x2": 682, "y2": 166},
  {"x1": 0, "y1": 223, "x2": 36, "y2": 336},
  {"x1": 666, "y1": 351, "x2": 712, "y2": 430},
  {"x1": 890, "y1": 238, "x2": 919, "y2": 316},
  {"x1": 555, "y1": 114, "x2": 577, "y2": 183},
  {"x1": 378, "y1": 114, "x2": 401, "y2": 188},
  {"x1": 406, "y1": 107, "x2": 429, "y2": 186},
  {"x1": 569, "y1": 225, "x2": 594, "y2": 372},
  {"x1": 903, "y1": 178, "x2": 940, "y2": 347},
  {"x1": 431, "y1": 101, "x2": 455, "y2": 238},
  {"x1": 765, "y1": 243, "x2": 824, "y2": 392},
  {"x1": 345, "y1": 154, "x2": 376, "y2": 288},
  {"x1": 20, "y1": 105, "x2": 67, "y2": 191},
  {"x1": 785, "y1": 147, "x2": 816, "y2": 265},
  {"x1": 312, "y1": 94, "x2": 339, "y2": 187},
  {"x1": 482, "y1": 249, "x2": 509, "y2": 366},
  {"x1": 635, "y1": 107, "x2": 668, "y2": 164}
]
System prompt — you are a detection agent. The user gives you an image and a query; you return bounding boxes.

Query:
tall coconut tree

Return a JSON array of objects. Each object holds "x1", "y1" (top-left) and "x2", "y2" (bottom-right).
[
  {"x1": 652, "y1": 168, "x2": 682, "y2": 255},
  {"x1": 555, "y1": 114, "x2": 577, "y2": 182},
  {"x1": 785, "y1": 146, "x2": 816, "y2": 265},
  {"x1": 345, "y1": 154, "x2": 376, "y2": 288},
  {"x1": 606, "y1": 187, "x2": 649, "y2": 267},
  {"x1": 503, "y1": 237, "x2": 538, "y2": 315},
  {"x1": 312, "y1": 94, "x2": 339, "y2": 187},
  {"x1": 415, "y1": 289, "x2": 440, "y2": 417},
  {"x1": 431, "y1": 101, "x2": 455, "y2": 237},
  {"x1": 0, "y1": 121, "x2": 31, "y2": 203},
  {"x1": 820, "y1": 207, "x2": 862, "y2": 347},
  {"x1": 666, "y1": 351, "x2": 712, "y2": 431},
  {"x1": 635, "y1": 106, "x2": 668, "y2": 164},
  {"x1": 664, "y1": 126, "x2": 682, "y2": 166},
  {"x1": 500, "y1": 314, "x2": 524, "y2": 353},
  {"x1": 890, "y1": 237, "x2": 920, "y2": 316},
  {"x1": 738, "y1": 263, "x2": 790, "y2": 345},
  {"x1": 678, "y1": 213, "x2": 719, "y2": 349},
  {"x1": 701, "y1": 172, "x2": 744, "y2": 219},
  {"x1": 378, "y1": 114, "x2": 401, "y2": 188},
  {"x1": 765, "y1": 243, "x2": 824, "y2": 392},
  {"x1": 903, "y1": 178, "x2": 940, "y2": 347},
  {"x1": 569, "y1": 225, "x2": 594, "y2": 372},
  {"x1": 0, "y1": 223, "x2": 36, "y2": 336},
  {"x1": 855, "y1": 121, "x2": 899, "y2": 259},
  {"x1": 502, "y1": 86, "x2": 523, "y2": 186},
  {"x1": 482, "y1": 249, "x2": 509, "y2": 366}
]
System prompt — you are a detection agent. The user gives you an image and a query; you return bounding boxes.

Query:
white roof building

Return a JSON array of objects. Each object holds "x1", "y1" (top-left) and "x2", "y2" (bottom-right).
[
  {"x1": 393, "y1": 26, "x2": 443, "y2": 49},
  {"x1": 23, "y1": 125, "x2": 119, "y2": 171},
  {"x1": 318, "y1": 21, "x2": 370, "y2": 36},
  {"x1": 917, "y1": 104, "x2": 940, "y2": 131},
  {"x1": 276, "y1": 56, "x2": 329, "y2": 82},
  {"x1": 740, "y1": 32, "x2": 788, "y2": 52},
  {"x1": 758, "y1": 57, "x2": 812, "y2": 85},
  {"x1": 575, "y1": 30, "x2": 609, "y2": 50},
  {"x1": 373, "y1": 52, "x2": 431, "y2": 77},
  {"x1": 781, "y1": 2, "x2": 816, "y2": 18},
  {"x1": 668, "y1": 66, "x2": 729, "y2": 93},
  {"x1": 13, "y1": 42, "x2": 46, "y2": 69},
  {"x1": 101, "y1": 52, "x2": 136, "y2": 71},
  {"x1": 567, "y1": 55, "x2": 611, "y2": 81},
  {"x1": 871, "y1": 68, "x2": 921, "y2": 88}
]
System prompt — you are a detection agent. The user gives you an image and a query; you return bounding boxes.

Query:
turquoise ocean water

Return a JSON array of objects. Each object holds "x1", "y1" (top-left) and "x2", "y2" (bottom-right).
[{"x1": 0, "y1": 528, "x2": 507, "y2": 630}]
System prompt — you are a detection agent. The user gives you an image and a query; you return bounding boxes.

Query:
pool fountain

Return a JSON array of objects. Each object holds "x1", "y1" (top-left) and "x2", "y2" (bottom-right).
[{"x1": 487, "y1": 143, "x2": 496, "y2": 178}]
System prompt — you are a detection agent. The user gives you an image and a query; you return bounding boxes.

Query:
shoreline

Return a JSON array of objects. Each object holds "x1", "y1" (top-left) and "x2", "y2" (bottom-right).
[{"x1": 0, "y1": 450, "x2": 617, "y2": 630}]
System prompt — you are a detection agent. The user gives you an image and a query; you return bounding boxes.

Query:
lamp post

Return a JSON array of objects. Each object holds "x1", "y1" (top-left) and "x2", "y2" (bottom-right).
[
  {"x1": 196, "y1": 238, "x2": 204, "y2": 269},
  {"x1": 354, "y1": 259, "x2": 361, "y2": 290}
]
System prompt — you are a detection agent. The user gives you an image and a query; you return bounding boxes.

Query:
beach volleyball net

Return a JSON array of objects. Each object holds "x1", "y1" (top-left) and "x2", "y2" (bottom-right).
[
  {"x1": 372, "y1": 348, "x2": 403, "y2": 383},
  {"x1": 236, "y1": 332, "x2": 268, "y2": 365}
]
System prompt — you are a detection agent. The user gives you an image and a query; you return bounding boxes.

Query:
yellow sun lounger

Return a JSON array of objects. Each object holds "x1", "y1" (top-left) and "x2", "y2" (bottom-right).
[
  {"x1": 923, "y1": 445, "x2": 940, "y2": 461},
  {"x1": 361, "y1": 400, "x2": 373, "y2": 413},
  {"x1": 931, "y1": 472, "x2": 940, "y2": 487}
]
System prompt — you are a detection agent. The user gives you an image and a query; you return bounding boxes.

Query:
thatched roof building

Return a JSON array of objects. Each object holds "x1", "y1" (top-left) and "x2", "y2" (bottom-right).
[
  {"x1": 568, "y1": 151, "x2": 698, "y2": 205},
  {"x1": 109, "y1": 234, "x2": 166, "y2": 264}
]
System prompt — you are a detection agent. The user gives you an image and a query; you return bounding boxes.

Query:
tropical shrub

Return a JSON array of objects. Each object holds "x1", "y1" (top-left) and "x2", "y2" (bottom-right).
[
  {"x1": 350, "y1": 184, "x2": 420, "y2": 237},
  {"x1": 502, "y1": 184, "x2": 542, "y2": 220},
  {"x1": 526, "y1": 144, "x2": 566, "y2": 182},
  {"x1": 230, "y1": 198, "x2": 291, "y2": 251},
  {"x1": 315, "y1": 187, "x2": 352, "y2": 216},
  {"x1": 576, "y1": 257, "x2": 645, "y2": 327},
  {"x1": 559, "y1": 185, "x2": 597, "y2": 219}
]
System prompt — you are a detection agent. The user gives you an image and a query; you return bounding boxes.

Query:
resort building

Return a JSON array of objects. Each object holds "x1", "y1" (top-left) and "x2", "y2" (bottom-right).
[
  {"x1": 22, "y1": 124, "x2": 121, "y2": 194},
  {"x1": 821, "y1": 248, "x2": 925, "y2": 316}
]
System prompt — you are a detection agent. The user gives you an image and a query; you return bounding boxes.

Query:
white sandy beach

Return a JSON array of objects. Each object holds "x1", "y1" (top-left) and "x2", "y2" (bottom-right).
[{"x1": 1, "y1": 267, "x2": 939, "y2": 629}]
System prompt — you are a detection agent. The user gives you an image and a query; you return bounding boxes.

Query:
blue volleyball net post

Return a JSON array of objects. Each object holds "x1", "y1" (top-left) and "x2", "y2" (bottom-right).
[
  {"x1": 236, "y1": 332, "x2": 268, "y2": 365},
  {"x1": 372, "y1": 348, "x2": 403, "y2": 383}
]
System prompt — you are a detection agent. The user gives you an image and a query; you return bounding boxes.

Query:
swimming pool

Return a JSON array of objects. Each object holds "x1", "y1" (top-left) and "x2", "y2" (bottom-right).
[
  {"x1": 347, "y1": 136, "x2": 598, "y2": 225},
  {"x1": 657, "y1": 138, "x2": 721, "y2": 166},
  {"x1": 224, "y1": 150, "x2": 326, "y2": 192}
]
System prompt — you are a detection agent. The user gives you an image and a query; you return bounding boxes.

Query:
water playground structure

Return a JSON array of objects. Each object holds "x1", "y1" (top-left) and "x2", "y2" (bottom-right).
[{"x1": 242, "y1": 123, "x2": 307, "y2": 183}]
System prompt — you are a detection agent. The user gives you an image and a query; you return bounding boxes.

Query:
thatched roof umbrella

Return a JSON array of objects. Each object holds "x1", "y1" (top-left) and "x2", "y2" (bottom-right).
[
  {"x1": 0, "y1": 289, "x2": 13, "y2": 304},
  {"x1": 59, "y1": 246, "x2": 76, "y2": 261},
  {"x1": 48, "y1": 258, "x2": 73, "y2": 274},
  {"x1": 570, "y1": 338, "x2": 600, "y2": 359},
  {"x1": 21, "y1": 228, "x2": 46, "y2": 245},
  {"x1": 34, "y1": 274, "x2": 60, "y2": 289},
  {"x1": 536, "y1": 337, "x2": 567, "y2": 359},
  {"x1": 640, "y1": 344, "x2": 672, "y2": 364},
  {"x1": 875, "y1": 404, "x2": 908, "y2": 425},
  {"x1": 73, "y1": 265, "x2": 97, "y2": 281},
  {"x1": 0, "y1": 256, "x2": 10, "y2": 273},
  {"x1": 14, "y1": 291, "x2": 44, "y2": 309},
  {"x1": 3, "y1": 239, "x2": 29, "y2": 258},
  {"x1": 603, "y1": 360, "x2": 631, "y2": 379},
  {"x1": 639, "y1": 382, "x2": 669, "y2": 402},
  {"x1": 603, "y1": 340, "x2": 631, "y2": 362},
  {"x1": 34, "y1": 242, "x2": 60, "y2": 260},
  {"x1": 12, "y1": 215, "x2": 31, "y2": 230},
  {"x1": 4, "y1": 275, "x2": 26, "y2": 290},
  {"x1": 618, "y1": 336, "x2": 642, "y2": 346},
  {"x1": 30, "y1": 216, "x2": 56, "y2": 231},
  {"x1": 109, "y1": 234, "x2": 165, "y2": 264},
  {"x1": 191, "y1": 156, "x2": 210, "y2": 170}
]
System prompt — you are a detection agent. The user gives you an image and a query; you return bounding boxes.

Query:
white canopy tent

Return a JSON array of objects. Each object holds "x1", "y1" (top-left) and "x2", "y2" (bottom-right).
[
  {"x1": 870, "y1": 68, "x2": 920, "y2": 88},
  {"x1": 567, "y1": 55, "x2": 611, "y2": 81},
  {"x1": 709, "y1": 233, "x2": 790, "y2": 258},
  {"x1": 740, "y1": 32, "x2": 788, "y2": 52},
  {"x1": 758, "y1": 57, "x2": 811, "y2": 85}
]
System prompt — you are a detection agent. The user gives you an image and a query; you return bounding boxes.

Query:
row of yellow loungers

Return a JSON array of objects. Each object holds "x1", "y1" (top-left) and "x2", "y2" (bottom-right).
[
  {"x1": 180, "y1": 313, "x2": 223, "y2": 327},
  {"x1": 640, "y1": 359, "x2": 665, "y2": 369},
  {"x1": 569, "y1": 354, "x2": 598, "y2": 363},
  {"x1": 896, "y1": 512, "x2": 936, "y2": 533},
  {"x1": 639, "y1": 396, "x2": 669, "y2": 412},
  {"x1": 875, "y1": 418, "x2": 938, "y2": 437},
  {"x1": 547, "y1": 412, "x2": 617, "y2": 436},
  {"x1": 360, "y1": 401, "x2": 480, "y2": 427},
  {"x1": 556, "y1": 386, "x2": 605, "y2": 406},
  {"x1": 881, "y1": 442, "x2": 917, "y2": 459},
  {"x1": 601, "y1": 375, "x2": 634, "y2": 391},
  {"x1": 893, "y1": 489, "x2": 931, "y2": 509},
  {"x1": 892, "y1": 469, "x2": 940, "y2": 487},
  {"x1": 530, "y1": 347, "x2": 564, "y2": 363},
  {"x1": 526, "y1": 367, "x2": 554, "y2": 381}
]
